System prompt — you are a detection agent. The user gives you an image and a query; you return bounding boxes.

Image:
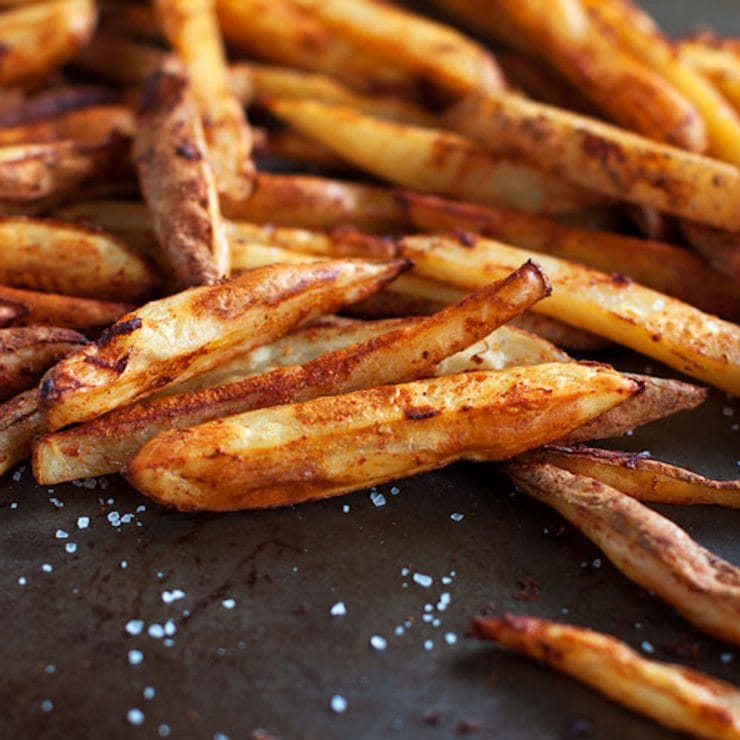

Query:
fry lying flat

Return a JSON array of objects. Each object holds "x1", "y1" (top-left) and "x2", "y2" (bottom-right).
[
  {"x1": 471, "y1": 614, "x2": 740, "y2": 740},
  {"x1": 39, "y1": 259, "x2": 405, "y2": 430},
  {"x1": 124, "y1": 364, "x2": 638, "y2": 511},
  {"x1": 401, "y1": 234, "x2": 740, "y2": 394}
]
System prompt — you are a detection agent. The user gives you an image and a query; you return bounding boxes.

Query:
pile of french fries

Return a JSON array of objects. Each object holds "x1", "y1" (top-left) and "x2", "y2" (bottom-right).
[{"x1": 1, "y1": 0, "x2": 739, "y2": 734}]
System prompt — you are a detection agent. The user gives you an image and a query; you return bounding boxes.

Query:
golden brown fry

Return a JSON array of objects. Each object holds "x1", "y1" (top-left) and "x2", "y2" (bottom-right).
[
  {"x1": 486, "y1": 0, "x2": 706, "y2": 151},
  {"x1": 401, "y1": 235, "x2": 740, "y2": 394},
  {"x1": 0, "y1": 0, "x2": 97, "y2": 87},
  {"x1": 678, "y1": 40, "x2": 740, "y2": 115},
  {"x1": 0, "y1": 285, "x2": 132, "y2": 330},
  {"x1": 0, "y1": 106, "x2": 135, "y2": 147},
  {"x1": 134, "y1": 67, "x2": 230, "y2": 289},
  {"x1": 531, "y1": 446, "x2": 740, "y2": 508},
  {"x1": 583, "y1": 0, "x2": 740, "y2": 165},
  {"x1": 0, "y1": 217, "x2": 158, "y2": 302},
  {"x1": 680, "y1": 221, "x2": 740, "y2": 282},
  {"x1": 401, "y1": 192, "x2": 740, "y2": 319},
  {"x1": 252, "y1": 127, "x2": 355, "y2": 173},
  {"x1": 472, "y1": 614, "x2": 740, "y2": 740},
  {"x1": 156, "y1": 0, "x2": 255, "y2": 202},
  {"x1": 124, "y1": 364, "x2": 637, "y2": 511},
  {"x1": 507, "y1": 462, "x2": 740, "y2": 645},
  {"x1": 447, "y1": 92, "x2": 740, "y2": 232},
  {"x1": 562, "y1": 374, "x2": 707, "y2": 443},
  {"x1": 35, "y1": 261, "x2": 552, "y2": 482},
  {"x1": 0, "y1": 326, "x2": 87, "y2": 402},
  {"x1": 0, "y1": 390, "x2": 43, "y2": 477},
  {"x1": 0, "y1": 299, "x2": 28, "y2": 328},
  {"x1": 509, "y1": 313, "x2": 611, "y2": 352},
  {"x1": 224, "y1": 173, "x2": 409, "y2": 233},
  {"x1": 264, "y1": 97, "x2": 607, "y2": 216},
  {"x1": 39, "y1": 259, "x2": 406, "y2": 430}
]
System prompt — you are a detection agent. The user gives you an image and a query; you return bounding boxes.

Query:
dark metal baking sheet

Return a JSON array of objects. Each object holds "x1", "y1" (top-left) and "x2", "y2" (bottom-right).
[{"x1": 1, "y1": 3, "x2": 739, "y2": 739}]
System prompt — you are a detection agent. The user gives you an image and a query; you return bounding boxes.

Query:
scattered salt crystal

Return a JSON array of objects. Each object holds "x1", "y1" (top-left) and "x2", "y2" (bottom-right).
[
  {"x1": 159, "y1": 725, "x2": 171, "y2": 737},
  {"x1": 41, "y1": 563, "x2": 53, "y2": 573},
  {"x1": 423, "y1": 640, "x2": 433, "y2": 651},
  {"x1": 164, "y1": 620, "x2": 176, "y2": 637},
  {"x1": 143, "y1": 687, "x2": 155, "y2": 700},
  {"x1": 444, "y1": 632, "x2": 458, "y2": 645},
  {"x1": 9, "y1": 502, "x2": 17, "y2": 509},
  {"x1": 721, "y1": 653, "x2": 734, "y2": 664},
  {"x1": 148, "y1": 624, "x2": 165, "y2": 639},
  {"x1": 330, "y1": 602, "x2": 347, "y2": 617},
  {"x1": 120, "y1": 513, "x2": 134, "y2": 524},
  {"x1": 163, "y1": 638, "x2": 174, "y2": 647},
  {"x1": 65, "y1": 543, "x2": 77, "y2": 554},
  {"x1": 592, "y1": 558, "x2": 602, "y2": 568},
  {"x1": 561, "y1": 607, "x2": 569, "y2": 615},
  {"x1": 449, "y1": 513, "x2": 464, "y2": 522},
  {"x1": 136, "y1": 505, "x2": 147, "y2": 513},
  {"x1": 45, "y1": 664, "x2": 55, "y2": 674},
  {"x1": 723, "y1": 406, "x2": 735, "y2": 417},
  {"x1": 18, "y1": 576, "x2": 26, "y2": 586},
  {"x1": 432, "y1": 619, "x2": 441, "y2": 627},
  {"x1": 107, "y1": 511, "x2": 120, "y2": 525},
  {"x1": 401, "y1": 583, "x2": 408, "y2": 589},
  {"x1": 370, "y1": 635, "x2": 387, "y2": 651},
  {"x1": 330, "y1": 694, "x2": 347, "y2": 714},
  {"x1": 222, "y1": 598, "x2": 236, "y2": 610},
  {"x1": 162, "y1": 589, "x2": 185, "y2": 604},
  {"x1": 214, "y1": 734, "x2": 229, "y2": 740},
  {"x1": 641, "y1": 641, "x2": 655, "y2": 654},
  {"x1": 634, "y1": 622, "x2": 643, "y2": 630},
  {"x1": 449, "y1": 571, "x2": 456, "y2": 577},
  {"x1": 41, "y1": 700, "x2": 53, "y2": 713},
  {"x1": 342, "y1": 504, "x2": 350, "y2": 513},
  {"x1": 390, "y1": 486, "x2": 400, "y2": 496},
  {"x1": 120, "y1": 560, "x2": 128, "y2": 569},
  {"x1": 400, "y1": 567, "x2": 409, "y2": 577},
  {"x1": 125, "y1": 619, "x2": 144, "y2": 636},
  {"x1": 106, "y1": 498, "x2": 114, "y2": 505},
  {"x1": 77, "y1": 517, "x2": 90, "y2": 530},
  {"x1": 128, "y1": 649, "x2": 144, "y2": 665},
  {"x1": 395, "y1": 626, "x2": 404, "y2": 636},
  {"x1": 424, "y1": 604, "x2": 433, "y2": 613},
  {"x1": 437, "y1": 593, "x2": 451, "y2": 610},
  {"x1": 369, "y1": 491, "x2": 386, "y2": 508},
  {"x1": 412, "y1": 573, "x2": 433, "y2": 588},
  {"x1": 12, "y1": 470, "x2": 22, "y2": 482},
  {"x1": 422, "y1": 614, "x2": 433, "y2": 623},
  {"x1": 441, "y1": 576, "x2": 452, "y2": 585},
  {"x1": 49, "y1": 497, "x2": 63, "y2": 508},
  {"x1": 127, "y1": 708, "x2": 144, "y2": 726}
]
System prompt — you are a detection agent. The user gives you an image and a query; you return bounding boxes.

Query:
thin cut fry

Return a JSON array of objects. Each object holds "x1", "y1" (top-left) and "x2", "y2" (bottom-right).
[
  {"x1": 39, "y1": 259, "x2": 406, "y2": 430},
  {"x1": 124, "y1": 364, "x2": 637, "y2": 511},
  {"x1": 401, "y1": 234, "x2": 740, "y2": 394},
  {"x1": 134, "y1": 66, "x2": 230, "y2": 289},
  {"x1": 471, "y1": 614, "x2": 740, "y2": 740},
  {"x1": 506, "y1": 462, "x2": 740, "y2": 645},
  {"x1": 35, "y1": 261, "x2": 554, "y2": 482},
  {"x1": 447, "y1": 92, "x2": 740, "y2": 232},
  {"x1": 531, "y1": 446, "x2": 740, "y2": 508},
  {"x1": 0, "y1": 390, "x2": 43, "y2": 478}
]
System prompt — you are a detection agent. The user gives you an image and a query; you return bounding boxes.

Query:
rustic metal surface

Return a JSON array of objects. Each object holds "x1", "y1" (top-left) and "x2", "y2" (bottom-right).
[{"x1": 1, "y1": 3, "x2": 739, "y2": 739}]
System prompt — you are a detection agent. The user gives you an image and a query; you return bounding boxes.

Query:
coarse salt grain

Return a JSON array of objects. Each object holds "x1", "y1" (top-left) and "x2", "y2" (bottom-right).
[
  {"x1": 222, "y1": 598, "x2": 236, "y2": 609},
  {"x1": 127, "y1": 708, "x2": 144, "y2": 726},
  {"x1": 450, "y1": 513, "x2": 464, "y2": 522},
  {"x1": 77, "y1": 517, "x2": 90, "y2": 529},
  {"x1": 423, "y1": 640, "x2": 433, "y2": 651},
  {"x1": 164, "y1": 620, "x2": 176, "y2": 636},
  {"x1": 721, "y1": 653, "x2": 734, "y2": 664},
  {"x1": 641, "y1": 641, "x2": 655, "y2": 654},
  {"x1": 148, "y1": 624, "x2": 165, "y2": 639},
  {"x1": 444, "y1": 632, "x2": 457, "y2": 645},
  {"x1": 143, "y1": 687, "x2": 155, "y2": 700},
  {"x1": 342, "y1": 504, "x2": 350, "y2": 513},
  {"x1": 162, "y1": 589, "x2": 185, "y2": 604},
  {"x1": 330, "y1": 694, "x2": 347, "y2": 714},
  {"x1": 65, "y1": 543, "x2": 77, "y2": 554},
  {"x1": 41, "y1": 700, "x2": 53, "y2": 713},
  {"x1": 159, "y1": 725, "x2": 171, "y2": 737},
  {"x1": 41, "y1": 563, "x2": 53, "y2": 573},
  {"x1": 125, "y1": 619, "x2": 144, "y2": 636},
  {"x1": 369, "y1": 491, "x2": 386, "y2": 508},
  {"x1": 412, "y1": 573, "x2": 433, "y2": 588},
  {"x1": 128, "y1": 649, "x2": 144, "y2": 665},
  {"x1": 370, "y1": 635, "x2": 387, "y2": 651},
  {"x1": 18, "y1": 576, "x2": 26, "y2": 586},
  {"x1": 330, "y1": 601, "x2": 347, "y2": 617},
  {"x1": 55, "y1": 529, "x2": 68, "y2": 539}
]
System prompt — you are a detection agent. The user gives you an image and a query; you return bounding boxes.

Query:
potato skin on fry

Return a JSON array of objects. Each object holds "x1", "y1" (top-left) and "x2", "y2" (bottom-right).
[
  {"x1": 39, "y1": 259, "x2": 406, "y2": 430},
  {"x1": 0, "y1": 390, "x2": 43, "y2": 477},
  {"x1": 134, "y1": 66, "x2": 230, "y2": 289},
  {"x1": 472, "y1": 614, "x2": 740, "y2": 740},
  {"x1": 125, "y1": 364, "x2": 637, "y2": 511}
]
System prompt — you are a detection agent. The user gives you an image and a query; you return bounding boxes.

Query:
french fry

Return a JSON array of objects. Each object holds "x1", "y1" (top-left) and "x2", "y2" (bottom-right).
[
  {"x1": 0, "y1": 299, "x2": 29, "y2": 328},
  {"x1": 0, "y1": 0, "x2": 97, "y2": 87},
  {"x1": 253, "y1": 126, "x2": 353, "y2": 172},
  {"x1": 583, "y1": 0, "x2": 740, "y2": 165},
  {"x1": 680, "y1": 220, "x2": 740, "y2": 282},
  {"x1": 506, "y1": 462, "x2": 740, "y2": 645},
  {"x1": 401, "y1": 192, "x2": 740, "y2": 319},
  {"x1": 508, "y1": 313, "x2": 611, "y2": 351},
  {"x1": 134, "y1": 66, "x2": 230, "y2": 289},
  {"x1": 0, "y1": 106, "x2": 135, "y2": 147},
  {"x1": 401, "y1": 235, "x2": 740, "y2": 394},
  {"x1": 678, "y1": 39, "x2": 740, "y2": 115},
  {"x1": 471, "y1": 614, "x2": 740, "y2": 740},
  {"x1": 156, "y1": 0, "x2": 255, "y2": 202},
  {"x1": 562, "y1": 374, "x2": 707, "y2": 443},
  {"x1": 35, "y1": 261, "x2": 553, "y2": 482},
  {"x1": 482, "y1": 0, "x2": 706, "y2": 151},
  {"x1": 39, "y1": 259, "x2": 406, "y2": 430},
  {"x1": 0, "y1": 217, "x2": 158, "y2": 302},
  {"x1": 224, "y1": 173, "x2": 410, "y2": 233},
  {"x1": 264, "y1": 97, "x2": 608, "y2": 216},
  {"x1": 447, "y1": 92, "x2": 740, "y2": 232},
  {"x1": 98, "y1": 2, "x2": 160, "y2": 43},
  {"x1": 0, "y1": 390, "x2": 43, "y2": 478},
  {"x1": 0, "y1": 285, "x2": 132, "y2": 330},
  {"x1": 123, "y1": 364, "x2": 637, "y2": 511},
  {"x1": 530, "y1": 446, "x2": 740, "y2": 508},
  {"x1": 0, "y1": 326, "x2": 87, "y2": 402}
]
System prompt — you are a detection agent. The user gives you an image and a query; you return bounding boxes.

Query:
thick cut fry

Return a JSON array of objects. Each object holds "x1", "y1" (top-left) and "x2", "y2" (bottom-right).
[
  {"x1": 532, "y1": 446, "x2": 740, "y2": 508},
  {"x1": 0, "y1": 106, "x2": 135, "y2": 147},
  {"x1": 0, "y1": 217, "x2": 157, "y2": 302},
  {"x1": 680, "y1": 221, "x2": 740, "y2": 282},
  {"x1": 0, "y1": 390, "x2": 43, "y2": 477},
  {"x1": 0, "y1": 0, "x2": 97, "y2": 87},
  {"x1": 447, "y1": 93, "x2": 740, "y2": 232},
  {"x1": 39, "y1": 259, "x2": 406, "y2": 430},
  {"x1": 156, "y1": 0, "x2": 255, "y2": 202},
  {"x1": 264, "y1": 97, "x2": 607, "y2": 216},
  {"x1": 472, "y1": 615, "x2": 740, "y2": 740},
  {"x1": 507, "y1": 463, "x2": 740, "y2": 645},
  {"x1": 0, "y1": 327, "x2": 86, "y2": 402},
  {"x1": 224, "y1": 173, "x2": 409, "y2": 233},
  {"x1": 35, "y1": 262, "x2": 553, "y2": 482},
  {"x1": 561, "y1": 375, "x2": 707, "y2": 443},
  {"x1": 401, "y1": 193, "x2": 740, "y2": 320},
  {"x1": 124, "y1": 364, "x2": 637, "y2": 511},
  {"x1": 401, "y1": 235, "x2": 740, "y2": 394},
  {"x1": 0, "y1": 285, "x2": 131, "y2": 330},
  {"x1": 134, "y1": 67, "x2": 230, "y2": 289},
  {"x1": 583, "y1": 0, "x2": 740, "y2": 165}
]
